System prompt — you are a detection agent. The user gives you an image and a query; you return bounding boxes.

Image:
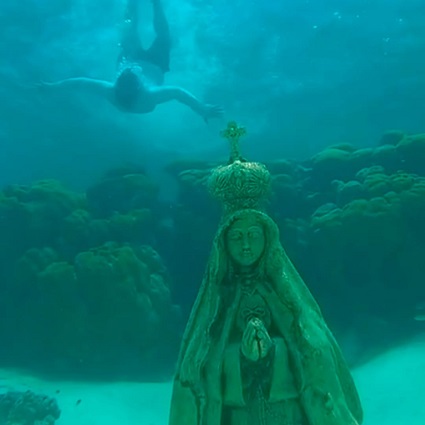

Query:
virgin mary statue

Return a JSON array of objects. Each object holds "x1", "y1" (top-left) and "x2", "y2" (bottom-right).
[{"x1": 168, "y1": 122, "x2": 363, "y2": 425}]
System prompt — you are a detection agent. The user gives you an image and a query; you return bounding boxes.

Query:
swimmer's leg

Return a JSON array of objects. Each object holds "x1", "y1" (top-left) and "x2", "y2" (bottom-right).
[{"x1": 145, "y1": 0, "x2": 171, "y2": 72}]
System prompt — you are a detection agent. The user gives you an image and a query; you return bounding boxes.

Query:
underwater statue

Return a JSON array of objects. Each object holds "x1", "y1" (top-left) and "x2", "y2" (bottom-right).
[{"x1": 168, "y1": 122, "x2": 363, "y2": 425}]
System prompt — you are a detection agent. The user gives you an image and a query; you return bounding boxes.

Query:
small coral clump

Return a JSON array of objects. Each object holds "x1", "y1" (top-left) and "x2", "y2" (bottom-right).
[{"x1": 0, "y1": 390, "x2": 60, "y2": 425}]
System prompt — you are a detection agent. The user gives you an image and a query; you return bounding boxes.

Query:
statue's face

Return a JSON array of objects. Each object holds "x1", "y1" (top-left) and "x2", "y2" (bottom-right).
[{"x1": 226, "y1": 217, "x2": 265, "y2": 269}]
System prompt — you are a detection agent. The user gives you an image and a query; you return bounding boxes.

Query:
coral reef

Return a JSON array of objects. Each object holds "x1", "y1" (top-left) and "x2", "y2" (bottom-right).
[
  {"x1": 13, "y1": 242, "x2": 178, "y2": 375},
  {"x1": 0, "y1": 169, "x2": 180, "y2": 379},
  {"x1": 0, "y1": 390, "x2": 60, "y2": 425},
  {"x1": 1, "y1": 132, "x2": 425, "y2": 376},
  {"x1": 86, "y1": 164, "x2": 159, "y2": 216}
]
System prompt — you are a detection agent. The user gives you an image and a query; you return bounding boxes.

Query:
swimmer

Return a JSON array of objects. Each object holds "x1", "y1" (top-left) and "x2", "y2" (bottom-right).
[{"x1": 39, "y1": 0, "x2": 223, "y2": 122}]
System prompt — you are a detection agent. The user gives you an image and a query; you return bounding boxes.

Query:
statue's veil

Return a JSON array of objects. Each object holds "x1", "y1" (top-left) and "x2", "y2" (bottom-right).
[{"x1": 169, "y1": 209, "x2": 363, "y2": 425}]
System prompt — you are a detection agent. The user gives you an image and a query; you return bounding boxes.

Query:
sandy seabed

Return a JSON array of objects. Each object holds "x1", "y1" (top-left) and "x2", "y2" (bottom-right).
[{"x1": 1, "y1": 335, "x2": 424, "y2": 425}]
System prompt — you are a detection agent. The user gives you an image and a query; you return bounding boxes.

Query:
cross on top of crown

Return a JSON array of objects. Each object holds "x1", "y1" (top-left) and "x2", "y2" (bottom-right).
[{"x1": 220, "y1": 121, "x2": 247, "y2": 162}]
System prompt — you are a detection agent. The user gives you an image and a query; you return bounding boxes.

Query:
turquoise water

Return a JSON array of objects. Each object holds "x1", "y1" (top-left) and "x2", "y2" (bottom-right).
[{"x1": 1, "y1": 1, "x2": 425, "y2": 424}]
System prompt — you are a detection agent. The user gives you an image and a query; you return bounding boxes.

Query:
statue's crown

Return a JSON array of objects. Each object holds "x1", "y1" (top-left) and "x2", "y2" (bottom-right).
[{"x1": 208, "y1": 121, "x2": 271, "y2": 214}]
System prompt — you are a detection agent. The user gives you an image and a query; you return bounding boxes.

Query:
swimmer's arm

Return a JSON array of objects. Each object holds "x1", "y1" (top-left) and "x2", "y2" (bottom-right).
[
  {"x1": 149, "y1": 86, "x2": 223, "y2": 121},
  {"x1": 38, "y1": 78, "x2": 114, "y2": 99}
]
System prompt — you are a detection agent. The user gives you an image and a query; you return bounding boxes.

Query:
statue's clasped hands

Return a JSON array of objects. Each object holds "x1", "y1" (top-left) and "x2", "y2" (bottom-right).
[{"x1": 241, "y1": 317, "x2": 273, "y2": 362}]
